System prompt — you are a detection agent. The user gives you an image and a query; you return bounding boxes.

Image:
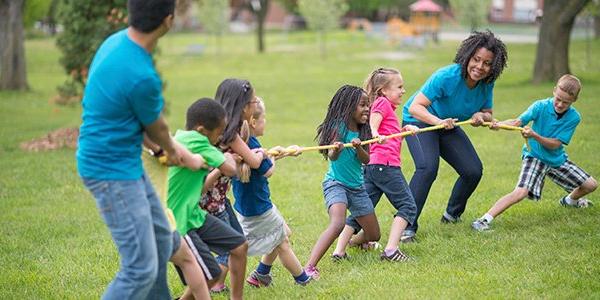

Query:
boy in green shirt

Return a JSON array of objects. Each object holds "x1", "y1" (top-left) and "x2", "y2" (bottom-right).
[{"x1": 168, "y1": 98, "x2": 247, "y2": 300}]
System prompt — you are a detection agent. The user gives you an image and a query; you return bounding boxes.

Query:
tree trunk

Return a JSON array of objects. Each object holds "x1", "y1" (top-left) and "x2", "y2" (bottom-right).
[
  {"x1": 253, "y1": 0, "x2": 269, "y2": 53},
  {"x1": 532, "y1": 0, "x2": 590, "y2": 84},
  {"x1": 0, "y1": 0, "x2": 28, "y2": 90}
]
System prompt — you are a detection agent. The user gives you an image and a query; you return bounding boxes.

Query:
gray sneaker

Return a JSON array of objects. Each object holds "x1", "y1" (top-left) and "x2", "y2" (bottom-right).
[
  {"x1": 560, "y1": 196, "x2": 593, "y2": 208},
  {"x1": 471, "y1": 219, "x2": 490, "y2": 232}
]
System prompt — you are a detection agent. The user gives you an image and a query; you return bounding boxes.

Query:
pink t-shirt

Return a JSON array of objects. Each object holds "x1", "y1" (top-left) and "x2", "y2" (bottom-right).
[{"x1": 369, "y1": 96, "x2": 403, "y2": 167}]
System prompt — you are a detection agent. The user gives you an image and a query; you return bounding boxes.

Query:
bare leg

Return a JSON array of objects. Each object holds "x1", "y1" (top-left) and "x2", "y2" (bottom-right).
[
  {"x1": 385, "y1": 216, "x2": 408, "y2": 251},
  {"x1": 332, "y1": 225, "x2": 354, "y2": 256},
  {"x1": 228, "y1": 241, "x2": 248, "y2": 300},
  {"x1": 569, "y1": 177, "x2": 598, "y2": 200},
  {"x1": 260, "y1": 247, "x2": 280, "y2": 266},
  {"x1": 486, "y1": 187, "x2": 529, "y2": 218},
  {"x1": 277, "y1": 237, "x2": 304, "y2": 277},
  {"x1": 211, "y1": 264, "x2": 228, "y2": 292},
  {"x1": 170, "y1": 241, "x2": 210, "y2": 300},
  {"x1": 355, "y1": 213, "x2": 380, "y2": 242},
  {"x1": 306, "y1": 203, "x2": 346, "y2": 267}
]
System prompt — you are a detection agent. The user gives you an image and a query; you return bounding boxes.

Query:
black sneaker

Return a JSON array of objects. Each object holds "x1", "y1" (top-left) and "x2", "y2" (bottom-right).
[
  {"x1": 331, "y1": 253, "x2": 350, "y2": 262},
  {"x1": 441, "y1": 213, "x2": 461, "y2": 224},
  {"x1": 380, "y1": 249, "x2": 410, "y2": 262}
]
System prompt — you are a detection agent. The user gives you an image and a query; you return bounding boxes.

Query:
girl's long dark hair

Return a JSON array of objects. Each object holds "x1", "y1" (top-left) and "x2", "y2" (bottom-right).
[
  {"x1": 214, "y1": 78, "x2": 254, "y2": 146},
  {"x1": 454, "y1": 30, "x2": 508, "y2": 84},
  {"x1": 315, "y1": 85, "x2": 371, "y2": 159}
]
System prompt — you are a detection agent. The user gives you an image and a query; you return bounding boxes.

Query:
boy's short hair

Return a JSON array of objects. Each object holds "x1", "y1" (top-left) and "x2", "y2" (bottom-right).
[
  {"x1": 557, "y1": 74, "x2": 582, "y2": 99},
  {"x1": 128, "y1": 0, "x2": 176, "y2": 33},
  {"x1": 186, "y1": 98, "x2": 226, "y2": 131}
]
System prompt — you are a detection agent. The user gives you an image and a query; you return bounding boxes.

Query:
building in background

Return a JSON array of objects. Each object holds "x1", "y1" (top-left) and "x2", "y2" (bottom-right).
[{"x1": 490, "y1": 0, "x2": 544, "y2": 23}]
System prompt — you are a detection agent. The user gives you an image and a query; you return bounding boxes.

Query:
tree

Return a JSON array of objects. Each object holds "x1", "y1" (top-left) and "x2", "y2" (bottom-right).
[
  {"x1": 533, "y1": 0, "x2": 590, "y2": 83},
  {"x1": 298, "y1": 0, "x2": 348, "y2": 58},
  {"x1": 449, "y1": 0, "x2": 488, "y2": 31},
  {"x1": 248, "y1": 0, "x2": 270, "y2": 53},
  {"x1": 55, "y1": 0, "x2": 127, "y2": 102},
  {"x1": 0, "y1": 0, "x2": 28, "y2": 90},
  {"x1": 198, "y1": 0, "x2": 229, "y2": 54}
]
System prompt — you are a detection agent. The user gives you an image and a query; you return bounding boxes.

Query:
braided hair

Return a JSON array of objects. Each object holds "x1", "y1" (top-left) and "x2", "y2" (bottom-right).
[
  {"x1": 363, "y1": 67, "x2": 401, "y2": 104},
  {"x1": 315, "y1": 85, "x2": 371, "y2": 159},
  {"x1": 215, "y1": 78, "x2": 254, "y2": 146},
  {"x1": 454, "y1": 30, "x2": 508, "y2": 84}
]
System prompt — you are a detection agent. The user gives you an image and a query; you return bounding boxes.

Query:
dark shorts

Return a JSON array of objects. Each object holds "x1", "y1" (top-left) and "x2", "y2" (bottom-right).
[
  {"x1": 176, "y1": 214, "x2": 246, "y2": 283},
  {"x1": 323, "y1": 179, "x2": 374, "y2": 218},
  {"x1": 170, "y1": 231, "x2": 181, "y2": 257},
  {"x1": 347, "y1": 164, "x2": 417, "y2": 231},
  {"x1": 517, "y1": 156, "x2": 590, "y2": 200}
]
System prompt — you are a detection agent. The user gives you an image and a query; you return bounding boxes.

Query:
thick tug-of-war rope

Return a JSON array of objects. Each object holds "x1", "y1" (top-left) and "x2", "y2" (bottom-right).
[{"x1": 265, "y1": 120, "x2": 524, "y2": 156}]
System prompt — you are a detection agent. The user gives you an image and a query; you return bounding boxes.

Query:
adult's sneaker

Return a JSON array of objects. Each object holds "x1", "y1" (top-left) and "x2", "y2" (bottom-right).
[
  {"x1": 559, "y1": 196, "x2": 593, "y2": 208},
  {"x1": 471, "y1": 219, "x2": 491, "y2": 232},
  {"x1": 246, "y1": 270, "x2": 272, "y2": 287}
]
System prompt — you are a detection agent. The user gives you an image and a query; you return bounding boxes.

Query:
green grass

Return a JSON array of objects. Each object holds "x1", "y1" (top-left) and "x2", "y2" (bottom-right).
[{"x1": 1, "y1": 30, "x2": 599, "y2": 299}]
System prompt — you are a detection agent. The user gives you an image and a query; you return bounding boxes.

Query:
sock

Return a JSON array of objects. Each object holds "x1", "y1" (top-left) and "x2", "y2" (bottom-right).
[
  {"x1": 565, "y1": 195, "x2": 577, "y2": 205},
  {"x1": 482, "y1": 213, "x2": 494, "y2": 223},
  {"x1": 384, "y1": 248, "x2": 398, "y2": 256},
  {"x1": 256, "y1": 262, "x2": 272, "y2": 275},
  {"x1": 294, "y1": 271, "x2": 309, "y2": 282}
]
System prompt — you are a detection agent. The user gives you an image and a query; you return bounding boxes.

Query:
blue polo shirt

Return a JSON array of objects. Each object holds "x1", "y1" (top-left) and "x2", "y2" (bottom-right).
[
  {"x1": 77, "y1": 29, "x2": 164, "y2": 180},
  {"x1": 518, "y1": 98, "x2": 580, "y2": 167},
  {"x1": 232, "y1": 136, "x2": 274, "y2": 217},
  {"x1": 403, "y1": 64, "x2": 494, "y2": 123},
  {"x1": 324, "y1": 125, "x2": 363, "y2": 188}
]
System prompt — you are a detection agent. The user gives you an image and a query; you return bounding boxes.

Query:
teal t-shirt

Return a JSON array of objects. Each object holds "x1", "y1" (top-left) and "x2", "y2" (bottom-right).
[
  {"x1": 324, "y1": 125, "x2": 364, "y2": 188},
  {"x1": 518, "y1": 98, "x2": 580, "y2": 167},
  {"x1": 77, "y1": 29, "x2": 164, "y2": 180},
  {"x1": 403, "y1": 64, "x2": 494, "y2": 123},
  {"x1": 167, "y1": 130, "x2": 225, "y2": 235}
]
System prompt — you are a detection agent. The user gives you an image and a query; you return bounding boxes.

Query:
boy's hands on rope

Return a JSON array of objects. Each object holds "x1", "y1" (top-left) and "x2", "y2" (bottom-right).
[{"x1": 521, "y1": 126, "x2": 537, "y2": 139}]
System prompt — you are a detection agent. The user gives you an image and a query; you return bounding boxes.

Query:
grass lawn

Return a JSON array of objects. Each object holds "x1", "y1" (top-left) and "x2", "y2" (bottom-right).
[{"x1": 1, "y1": 30, "x2": 599, "y2": 299}]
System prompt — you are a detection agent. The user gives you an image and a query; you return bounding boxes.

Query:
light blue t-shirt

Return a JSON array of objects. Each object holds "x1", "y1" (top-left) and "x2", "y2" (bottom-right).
[
  {"x1": 324, "y1": 125, "x2": 364, "y2": 188},
  {"x1": 518, "y1": 98, "x2": 580, "y2": 167},
  {"x1": 403, "y1": 64, "x2": 494, "y2": 123},
  {"x1": 77, "y1": 29, "x2": 164, "y2": 180}
]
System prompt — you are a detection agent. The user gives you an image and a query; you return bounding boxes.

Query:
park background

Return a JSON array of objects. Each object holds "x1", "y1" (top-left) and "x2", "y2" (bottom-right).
[{"x1": 1, "y1": 0, "x2": 599, "y2": 298}]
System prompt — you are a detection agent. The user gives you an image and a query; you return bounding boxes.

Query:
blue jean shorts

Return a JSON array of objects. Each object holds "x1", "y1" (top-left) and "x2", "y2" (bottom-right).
[{"x1": 323, "y1": 179, "x2": 374, "y2": 218}]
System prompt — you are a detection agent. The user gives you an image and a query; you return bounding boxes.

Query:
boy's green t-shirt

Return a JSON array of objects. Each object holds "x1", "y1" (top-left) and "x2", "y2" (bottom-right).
[{"x1": 167, "y1": 130, "x2": 225, "y2": 235}]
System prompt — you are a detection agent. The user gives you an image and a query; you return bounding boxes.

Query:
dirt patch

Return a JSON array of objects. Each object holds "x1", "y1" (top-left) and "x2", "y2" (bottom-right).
[{"x1": 20, "y1": 127, "x2": 79, "y2": 152}]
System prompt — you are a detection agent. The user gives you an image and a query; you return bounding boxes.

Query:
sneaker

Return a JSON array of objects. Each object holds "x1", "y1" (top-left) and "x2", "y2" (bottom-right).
[
  {"x1": 304, "y1": 265, "x2": 320, "y2": 280},
  {"x1": 246, "y1": 270, "x2": 272, "y2": 287},
  {"x1": 359, "y1": 241, "x2": 382, "y2": 251},
  {"x1": 331, "y1": 253, "x2": 350, "y2": 262},
  {"x1": 295, "y1": 275, "x2": 313, "y2": 286},
  {"x1": 441, "y1": 212, "x2": 462, "y2": 224},
  {"x1": 380, "y1": 249, "x2": 410, "y2": 262},
  {"x1": 400, "y1": 230, "x2": 416, "y2": 244},
  {"x1": 209, "y1": 283, "x2": 229, "y2": 294},
  {"x1": 560, "y1": 196, "x2": 593, "y2": 208},
  {"x1": 471, "y1": 219, "x2": 491, "y2": 232}
]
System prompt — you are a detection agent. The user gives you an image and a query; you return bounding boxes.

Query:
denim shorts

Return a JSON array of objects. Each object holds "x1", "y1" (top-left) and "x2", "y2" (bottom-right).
[{"x1": 323, "y1": 179, "x2": 374, "y2": 218}]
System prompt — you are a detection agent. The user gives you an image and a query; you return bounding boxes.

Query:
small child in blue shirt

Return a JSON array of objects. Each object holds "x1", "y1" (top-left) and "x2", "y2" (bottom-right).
[
  {"x1": 231, "y1": 98, "x2": 312, "y2": 287},
  {"x1": 472, "y1": 75, "x2": 598, "y2": 231}
]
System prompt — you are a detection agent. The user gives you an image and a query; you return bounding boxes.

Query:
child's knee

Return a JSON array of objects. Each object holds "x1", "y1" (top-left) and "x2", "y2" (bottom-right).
[
  {"x1": 513, "y1": 188, "x2": 529, "y2": 201},
  {"x1": 329, "y1": 221, "x2": 345, "y2": 235},
  {"x1": 230, "y1": 241, "x2": 248, "y2": 257},
  {"x1": 582, "y1": 177, "x2": 598, "y2": 193},
  {"x1": 277, "y1": 237, "x2": 291, "y2": 252}
]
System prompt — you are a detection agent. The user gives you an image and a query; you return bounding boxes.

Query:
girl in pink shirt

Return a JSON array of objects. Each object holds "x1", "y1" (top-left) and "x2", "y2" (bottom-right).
[{"x1": 333, "y1": 67, "x2": 419, "y2": 261}]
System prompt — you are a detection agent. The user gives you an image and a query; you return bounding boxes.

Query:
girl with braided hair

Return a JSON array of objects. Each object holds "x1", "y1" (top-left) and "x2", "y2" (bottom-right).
[
  {"x1": 304, "y1": 85, "x2": 381, "y2": 279},
  {"x1": 401, "y1": 30, "x2": 508, "y2": 242}
]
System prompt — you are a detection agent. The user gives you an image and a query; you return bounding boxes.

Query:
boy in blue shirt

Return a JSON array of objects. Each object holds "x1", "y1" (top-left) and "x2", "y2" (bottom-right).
[{"x1": 472, "y1": 75, "x2": 598, "y2": 231}]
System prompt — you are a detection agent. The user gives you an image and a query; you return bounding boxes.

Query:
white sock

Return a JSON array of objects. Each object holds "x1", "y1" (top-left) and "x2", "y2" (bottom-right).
[
  {"x1": 565, "y1": 195, "x2": 577, "y2": 205},
  {"x1": 482, "y1": 213, "x2": 494, "y2": 223}
]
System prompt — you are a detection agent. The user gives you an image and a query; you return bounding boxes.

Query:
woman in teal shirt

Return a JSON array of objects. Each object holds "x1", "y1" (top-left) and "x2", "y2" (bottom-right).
[{"x1": 401, "y1": 31, "x2": 508, "y2": 241}]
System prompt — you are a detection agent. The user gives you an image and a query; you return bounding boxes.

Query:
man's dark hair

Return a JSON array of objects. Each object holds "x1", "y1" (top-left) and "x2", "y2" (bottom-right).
[
  {"x1": 454, "y1": 30, "x2": 508, "y2": 84},
  {"x1": 185, "y1": 98, "x2": 226, "y2": 131},
  {"x1": 128, "y1": 0, "x2": 176, "y2": 33}
]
